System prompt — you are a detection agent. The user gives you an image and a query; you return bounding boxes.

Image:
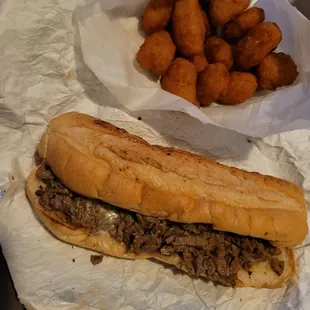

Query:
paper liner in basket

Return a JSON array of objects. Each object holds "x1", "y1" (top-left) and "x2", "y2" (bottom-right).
[{"x1": 75, "y1": 0, "x2": 310, "y2": 137}]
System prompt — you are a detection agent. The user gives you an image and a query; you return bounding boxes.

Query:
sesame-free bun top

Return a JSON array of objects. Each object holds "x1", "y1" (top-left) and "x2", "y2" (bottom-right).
[{"x1": 37, "y1": 112, "x2": 307, "y2": 247}]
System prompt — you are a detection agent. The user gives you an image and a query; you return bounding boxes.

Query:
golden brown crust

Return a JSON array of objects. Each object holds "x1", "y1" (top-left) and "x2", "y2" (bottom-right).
[
  {"x1": 209, "y1": 0, "x2": 250, "y2": 26},
  {"x1": 172, "y1": 0, "x2": 206, "y2": 57},
  {"x1": 197, "y1": 63, "x2": 230, "y2": 106},
  {"x1": 189, "y1": 54, "x2": 208, "y2": 73},
  {"x1": 142, "y1": 0, "x2": 175, "y2": 34},
  {"x1": 235, "y1": 22, "x2": 282, "y2": 70},
  {"x1": 257, "y1": 52, "x2": 298, "y2": 90},
  {"x1": 219, "y1": 72, "x2": 258, "y2": 105},
  {"x1": 37, "y1": 112, "x2": 307, "y2": 246},
  {"x1": 161, "y1": 57, "x2": 198, "y2": 106},
  {"x1": 136, "y1": 30, "x2": 176, "y2": 76},
  {"x1": 223, "y1": 7, "x2": 265, "y2": 40},
  {"x1": 26, "y1": 169, "x2": 296, "y2": 288},
  {"x1": 205, "y1": 37, "x2": 234, "y2": 70}
]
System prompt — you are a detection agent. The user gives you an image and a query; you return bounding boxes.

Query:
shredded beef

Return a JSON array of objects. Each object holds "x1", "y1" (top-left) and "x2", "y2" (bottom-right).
[
  {"x1": 270, "y1": 258, "x2": 285, "y2": 276},
  {"x1": 36, "y1": 165, "x2": 285, "y2": 287},
  {"x1": 90, "y1": 255, "x2": 104, "y2": 265},
  {"x1": 35, "y1": 167, "x2": 117, "y2": 234}
]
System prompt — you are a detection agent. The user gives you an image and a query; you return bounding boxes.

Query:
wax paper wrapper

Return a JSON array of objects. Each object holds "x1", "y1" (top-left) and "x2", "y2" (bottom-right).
[
  {"x1": 75, "y1": 0, "x2": 310, "y2": 138},
  {"x1": 1, "y1": 0, "x2": 310, "y2": 309}
]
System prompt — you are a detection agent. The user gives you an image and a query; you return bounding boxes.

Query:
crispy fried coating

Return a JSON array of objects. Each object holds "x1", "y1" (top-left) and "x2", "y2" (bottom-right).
[
  {"x1": 235, "y1": 22, "x2": 282, "y2": 70},
  {"x1": 224, "y1": 7, "x2": 265, "y2": 40},
  {"x1": 161, "y1": 58, "x2": 199, "y2": 106},
  {"x1": 220, "y1": 72, "x2": 257, "y2": 105},
  {"x1": 189, "y1": 54, "x2": 208, "y2": 72},
  {"x1": 205, "y1": 37, "x2": 233, "y2": 70},
  {"x1": 197, "y1": 63, "x2": 230, "y2": 106},
  {"x1": 209, "y1": 0, "x2": 250, "y2": 26},
  {"x1": 142, "y1": 0, "x2": 175, "y2": 34},
  {"x1": 257, "y1": 52, "x2": 298, "y2": 90},
  {"x1": 172, "y1": 0, "x2": 206, "y2": 57},
  {"x1": 137, "y1": 30, "x2": 176, "y2": 76}
]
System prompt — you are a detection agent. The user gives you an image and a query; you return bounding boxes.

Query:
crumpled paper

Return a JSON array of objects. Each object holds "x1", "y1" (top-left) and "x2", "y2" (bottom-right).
[
  {"x1": 76, "y1": 0, "x2": 310, "y2": 138},
  {"x1": 1, "y1": 0, "x2": 310, "y2": 309}
]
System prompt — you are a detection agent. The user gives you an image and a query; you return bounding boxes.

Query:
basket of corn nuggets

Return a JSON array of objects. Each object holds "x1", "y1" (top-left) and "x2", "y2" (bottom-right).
[
  {"x1": 76, "y1": 0, "x2": 310, "y2": 137},
  {"x1": 137, "y1": 0, "x2": 298, "y2": 107}
]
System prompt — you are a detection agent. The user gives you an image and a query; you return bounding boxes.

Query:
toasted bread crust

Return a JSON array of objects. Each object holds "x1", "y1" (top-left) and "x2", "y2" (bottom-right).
[{"x1": 36, "y1": 112, "x2": 307, "y2": 246}]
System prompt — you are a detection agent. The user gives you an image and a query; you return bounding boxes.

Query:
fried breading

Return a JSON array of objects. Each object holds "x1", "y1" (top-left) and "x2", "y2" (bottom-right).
[
  {"x1": 197, "y1": 63, "x2": 230, "y2": 106},
  {"x1": 209, "y1": 0, "x2": 250, "y2": 26},
  {"x1": 257, "y1": 52, "x2": 298, "y2": 90},
  {"x1": 205, "y1": 37, "x2": 234, "y2": 70},
  {"x1": 172, "y1": 0, "x2": 206, "y2": 57},
  {"x1": 137, "y1": 30, "x2": 176, "y2": 76},
  {"x1": 220, "y1": 72, "x2": 257, "y2": 105},
  {"x1": 189, "y1": 54, "x2": 208, "y2": 72},
  {"x1": 161, "y1": 58, "x2": 199, "y2": 106},
  {"x1": 224, "y1": 7, "x2": 265, "y2": 40},
  {"x1": 235, "y1": 22, "x2": 282, "y2": 70},
  {"x1": 142, "y1": 0, "x2": 175, "y2": 34}
]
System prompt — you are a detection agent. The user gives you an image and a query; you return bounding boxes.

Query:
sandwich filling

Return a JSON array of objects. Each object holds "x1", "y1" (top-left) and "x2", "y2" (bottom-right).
[{"x1": 35, "y1": 165, "x2": 285, "y2": 286}]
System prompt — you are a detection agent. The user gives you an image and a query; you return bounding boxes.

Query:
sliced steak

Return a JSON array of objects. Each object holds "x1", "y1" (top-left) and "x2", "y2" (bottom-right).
[{"x1": 35, "y1": 165, "x2": 285, "y2": 287}]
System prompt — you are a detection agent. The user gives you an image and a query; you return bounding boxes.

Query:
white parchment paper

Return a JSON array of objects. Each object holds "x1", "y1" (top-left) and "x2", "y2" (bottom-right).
[
  {"x1": 1, "y1": 0, "x2": 310, "y2": 309},
  {"x1": 76, "y1": 0, "x2": 310, "y2": 138}
]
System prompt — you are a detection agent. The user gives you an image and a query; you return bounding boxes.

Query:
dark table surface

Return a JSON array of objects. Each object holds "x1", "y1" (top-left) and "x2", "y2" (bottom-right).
[
  {"x1": 1, "y1": 1, "x2": 309, "y2": 309},
  {"x1": 0, "y1": 247, "x2": 24, "y2": 310}
]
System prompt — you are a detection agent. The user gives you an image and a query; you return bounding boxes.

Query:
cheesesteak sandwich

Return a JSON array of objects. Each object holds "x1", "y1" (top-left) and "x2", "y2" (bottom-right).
[{"x1": 26, "y1": 112, "x2": 308, "y2": 288}]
